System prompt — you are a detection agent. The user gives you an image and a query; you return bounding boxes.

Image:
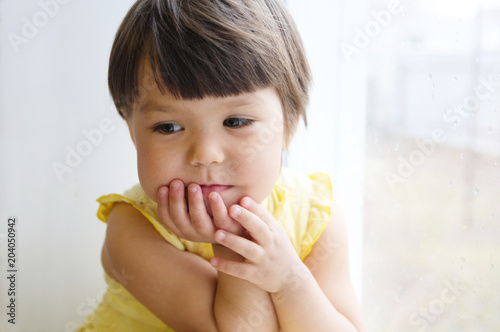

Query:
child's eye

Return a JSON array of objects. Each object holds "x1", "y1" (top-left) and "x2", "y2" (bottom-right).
[
  {"x1": 153, "y1": 123, "x2": 183, "y2": 134},
  {"x1": 223, "y1": 118, "x2": 254, "y2": 128}
]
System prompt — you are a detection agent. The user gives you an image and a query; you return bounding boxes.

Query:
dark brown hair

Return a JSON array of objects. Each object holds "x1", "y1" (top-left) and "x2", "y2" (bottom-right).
[{"x1": 108, "y1": 0, "x2": 311, "y2": 141}]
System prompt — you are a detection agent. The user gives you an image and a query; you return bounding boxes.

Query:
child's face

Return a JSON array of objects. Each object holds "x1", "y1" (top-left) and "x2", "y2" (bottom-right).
[{"x1": 126, "y1": 63, "x2": 285, "y2": 212}]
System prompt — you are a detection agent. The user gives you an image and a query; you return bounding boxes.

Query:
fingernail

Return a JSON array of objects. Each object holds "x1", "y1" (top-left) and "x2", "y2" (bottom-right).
[
  {"x1": 209, "y1": 192, "x2": 217, "y2": 202},
  {"x1": 231, "y1": 206, "x2": 241, "y2": 217},
  {"x1": 217, "y1": 231, "x2": 226, "y2": 241},
  {"x1": 211, "y1": 259, "x2": 218, "y2": 267},
  {"x1": 189, "y1": 185, "x2": 197, "y2": 193},
  {"x1": 171, "y1": 181, "x2": 180, "y2": 190},
  {"x1": 241, "y1": 197, "x2": 251, "y2": 207},
  {"x1": 158, "y1": 187, "x2": 167, "y2": 197}
]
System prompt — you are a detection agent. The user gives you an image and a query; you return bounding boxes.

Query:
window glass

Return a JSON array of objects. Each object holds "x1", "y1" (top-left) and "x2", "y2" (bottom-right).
[{"x1": 363, "y1": 0, "x2": 500, "y2": 330}]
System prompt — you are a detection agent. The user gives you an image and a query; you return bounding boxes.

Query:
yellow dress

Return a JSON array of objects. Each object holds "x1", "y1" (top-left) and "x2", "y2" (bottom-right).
[{"x1": 78, "y1": 168, "x2": 333, "y2": 332}]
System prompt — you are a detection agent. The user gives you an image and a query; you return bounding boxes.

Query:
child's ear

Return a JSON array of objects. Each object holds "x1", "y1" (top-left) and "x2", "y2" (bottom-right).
[
  {"x1": 282, "y1": 129, "x2": 290, "y2": 149},
  {"x1": 125, "y1": 117, "x2": 136, "y2": 147},
  {"x1": 129, "y1": 128, "x2": 136, "y2": 147},
  {"x1": 282, "y1": 119, "x2": 299, "y2": 149}
]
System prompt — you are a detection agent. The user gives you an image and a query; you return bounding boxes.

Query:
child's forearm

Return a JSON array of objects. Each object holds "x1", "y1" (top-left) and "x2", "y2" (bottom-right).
[
  {"x1": 212, "y1": 244, "x2": 280, "y2": 331},
  {"x1": 271, "y1": 266, "x2": 358, "y2": 332}
]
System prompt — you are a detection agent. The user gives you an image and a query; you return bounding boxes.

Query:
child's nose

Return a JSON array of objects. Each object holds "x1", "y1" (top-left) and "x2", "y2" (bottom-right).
[{"x1": 187, "y1": 132, "x2": 225, "y2": 167}]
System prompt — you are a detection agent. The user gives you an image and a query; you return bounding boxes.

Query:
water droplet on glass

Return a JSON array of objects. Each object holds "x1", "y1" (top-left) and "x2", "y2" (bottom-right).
[
  {"x1": 490, "y1": 213, "x2": 495, "y2": 219},
  {"x1": 461, "y1": 256, "x2": 466, "y2": 263},
  {"x1": 491, "y1": 264, "x2": 495, "y2": 269},
  {"x1": 428, "y1": 74, "x2": 433, "y2": 81},
  {"x1": 448, "y1": 180, "x2": 453, "y2": 187},
  {"x1": 459, "y1": 152, "x2": 464, "y2": 160},
  {"x1": 454, "y1": 76, "x2": 458, "y2": 82},
  {"x1": 394, "y1": 144, "x2": 399, "y2": 152},
  {"x1": 473, "y1": 187, "x2": 479, "y2": 195},
  {"x1": 495, "y1": 160, "x2": 498, "y2": 166},
  {"x1": 488, "y1": 126, "x2": 493, "y2": 134}
]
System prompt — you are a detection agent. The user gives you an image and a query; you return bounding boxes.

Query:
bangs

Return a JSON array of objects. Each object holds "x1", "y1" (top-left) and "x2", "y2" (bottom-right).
[
  {"x1": 145, "y1": 8, "x2": 280, "y2": 100},
  {"x1": 109, "y1": 0, "x2": 285, "y2": 114},
  {"x1": 108, "y1": 0, "x2": 311, "y2": 143}
]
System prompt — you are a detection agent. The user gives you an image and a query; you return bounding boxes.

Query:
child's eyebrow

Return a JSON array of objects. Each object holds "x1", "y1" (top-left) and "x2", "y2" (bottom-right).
[
  {"x1": 140, "y1": 95, "x2": 263, "y2": 114},
  {"x1": 139, "y1": 100, "x2": 176, "y2": 114},
  {"x1": 220, "y1": 95, "x2": 264, "y2": 109}
]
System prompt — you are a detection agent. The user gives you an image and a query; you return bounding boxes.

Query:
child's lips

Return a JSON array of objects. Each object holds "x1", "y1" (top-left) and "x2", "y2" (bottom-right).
[{"x1": 199, "y1": 185, "x2": 232, "y2": 196}]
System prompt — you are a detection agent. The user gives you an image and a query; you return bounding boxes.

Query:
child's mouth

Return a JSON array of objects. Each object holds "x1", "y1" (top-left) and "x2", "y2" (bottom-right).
[
  {"x1": 199, "y1": 185, "x2": 232, "y2": 196},
  {"x1": 184, "y1": 184, "x2": 233, "y2": 214}
]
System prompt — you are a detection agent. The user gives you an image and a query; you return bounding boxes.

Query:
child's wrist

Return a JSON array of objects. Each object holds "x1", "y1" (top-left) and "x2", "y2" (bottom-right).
[{"x1": 271, "y1": 263, "x2": 314, "y2": 300}]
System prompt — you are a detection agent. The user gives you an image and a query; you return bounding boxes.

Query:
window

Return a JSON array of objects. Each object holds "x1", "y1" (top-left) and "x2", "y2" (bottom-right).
[{"x1": 287, "y1": 0, "x2": 500, "y2": 330}]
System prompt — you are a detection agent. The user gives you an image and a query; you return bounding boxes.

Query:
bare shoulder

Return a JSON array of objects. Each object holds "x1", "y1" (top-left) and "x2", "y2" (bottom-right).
[
  {"x1": 102, "y1": 202, "x2": 167, "y2": 273},
  {"x1": 101, "y1": 202, "x2": 219, "y2": 332},
  {"x1": 304, "y1": 201, "x2": 366, "y2": 331}
]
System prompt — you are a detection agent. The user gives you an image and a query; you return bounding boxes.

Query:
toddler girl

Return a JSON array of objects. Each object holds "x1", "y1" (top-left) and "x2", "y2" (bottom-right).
[{"x1": 78, "y1": 0, "x2": 365, "y2": 331}]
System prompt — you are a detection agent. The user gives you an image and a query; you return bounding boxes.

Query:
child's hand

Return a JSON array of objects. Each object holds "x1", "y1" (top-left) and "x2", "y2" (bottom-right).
[
  {"x1": 157, "y1": 180, "x2": 245, "y2": 243},
  {"x1": 210, "y1": 197, "x2": 305, "y2": 293}
]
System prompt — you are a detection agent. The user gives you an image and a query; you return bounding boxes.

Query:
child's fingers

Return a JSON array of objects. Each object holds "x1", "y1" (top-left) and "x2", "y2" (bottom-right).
[
  {"x1": 228, "y1": 204, "x2": 271, "y2": 246},
  {"x1": 209, "y1": 192, "x2": 243, "y2": 234},
  {"x1": 210, "y1": 257, "x2": 256, "y2": 281},
  {"x1": 240, "y1": 197, "x2": 277, "y2": 228},
  {"x1": 209, "y1": 192, "x2": 228, "y2": 228},
  {"x1": 157, "y1": 186, "x2": 183, "y2": 235},
  {"x1": 187, "y1": 183, "x2": 215, "y2": 237},
  {"x1": 168, "y1": 180, "x2": 193, "y2": 237},
  {"x1": 214, "y1": 230, "x2": 264, "y2": 263}
]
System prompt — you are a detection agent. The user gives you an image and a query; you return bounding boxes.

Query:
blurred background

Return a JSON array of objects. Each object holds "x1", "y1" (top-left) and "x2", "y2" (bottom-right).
[
  {"x1": 361, "y1": 0, "x2": 500, "y2": 331},
  {"x1": 0, "y1": 0, "x2": 499, "y2": 331}
]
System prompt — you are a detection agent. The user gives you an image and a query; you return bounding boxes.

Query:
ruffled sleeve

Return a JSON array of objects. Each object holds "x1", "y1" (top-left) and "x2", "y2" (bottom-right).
[
  {"x1": 265, "y1": 169, "x2": 333, "y2": 261},
  {"x1": 300, "y1": 172, "x2": 333, "y2": 260}
]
